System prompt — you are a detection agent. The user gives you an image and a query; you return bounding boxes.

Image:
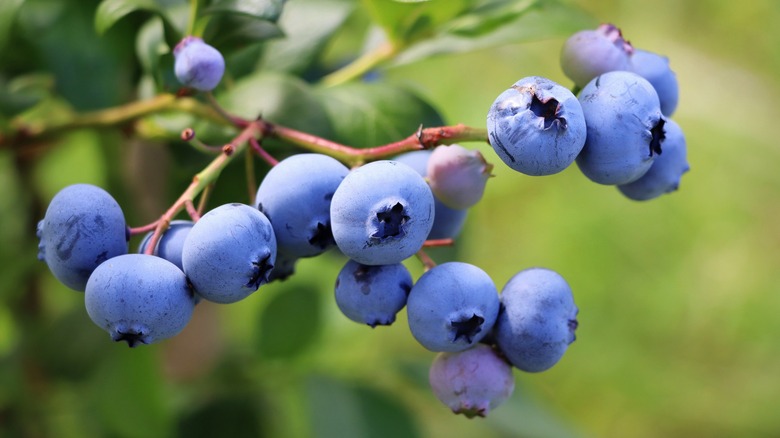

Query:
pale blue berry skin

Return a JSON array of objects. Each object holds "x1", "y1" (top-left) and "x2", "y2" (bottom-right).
[
  {"x1": 173, "y1": 36, "x2": 225, "y2": 91},
  {"x1": 137, "y1": 220, "x2": 194, "y2": 270},
  {"x1": 182, "y1": 203, "x2": 276, "y2": 304},
  {"x1": 429, "y1": 344, "x2": 515, "y2": 418},
  {"x1": 618, "y1": 119, "x2": 689, "y2": 201},
  {"x1": 576, "y1": 71, "x2": 666, "y2": 185},
  {"x1": 330, "y1": 160, "x2": 435, "y2": 265},
  {"x1": 487, "y1": 76, "x2": 586, "y2": 176},
  {"x1": 37, "y1": 184, "x2": 128, "y2": 291},
  {"x1": 560, "y1": 23, "x2": 634, "y2": 88},
  {"x1": 334, "y1": 260, "x2": 412, "y2": 327},
  {"x1": 494, "y1": 267, "x2": 578, "y2": 373},
  {"x1": 392, "y1": 150, "x2": 468, "y2": 240},
  {"x1": 254, "y1": 154, "x2": 349, "y2": 258},
  {"x1": 407, "y1": 262, "x2": 499, "y2": 353},
  {"x1": 629, "y1": 49, "x2": 679, "y2": 117},
  {"x1": 85, "y1": 253, "x2": 196, "y2": 347}
]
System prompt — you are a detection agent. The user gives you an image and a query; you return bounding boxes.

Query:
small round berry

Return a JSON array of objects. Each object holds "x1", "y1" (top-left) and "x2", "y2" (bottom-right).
[
  {"x1": 494, "y1": 267, "x2": 578, "y2": 373},
  {"x1": 137, "y1": 220, "x2": 194, "y2": 270},
  {"x1": 407, "y1": 262, "x2": 499, "y2": 352},
  {"x1": 37, "y1": 184, "x2": 128, "y2": 291},
  {"x1": 426, "y1": 144, "x2": 492, "y2": 209},
  {"x1": 487, "y1": 76, "x2": 586, "y2": 176},
  {"x1": 629, "y1": 48, "x2": 679, "y2": 117},
  {"x1": 618, "y1": 118, "x2": 689, "y2": 200},
  {"x1": 182, "y1": 203, "x2": 276, "y2": 304},
  {"x1": 576, "y1": 71, "x2": 665, "y2": 185},
  {"x1": 334, "y1": 260, "x2": 412, "y2": 327},
  {"x1": 85, "y1": 253, "x2": 196, "y2": 347},
  {"x1": 429, "y1": 344, "x2": 515, "y2": 418},
  {"x1": 173, "y1": 36, "x2": 225, "y2": 91},
  {"x1": 330, "y1": 160, "x2": 435, "y2": 265},
  {"x1": 560, "y1": 23, "x2": 634, "y2": 88},
  {"x1": 254, "y1": 154, "x2": 349, "y2": 258},
  {"x1": 392, "y1": 150, "x2": 468, "y2": 240}
]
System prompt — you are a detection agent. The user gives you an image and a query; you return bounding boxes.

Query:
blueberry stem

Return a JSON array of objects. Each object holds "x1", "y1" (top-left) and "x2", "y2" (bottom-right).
[{"x1": 320, "y1": 41, "x2": 399, "y2": 88}]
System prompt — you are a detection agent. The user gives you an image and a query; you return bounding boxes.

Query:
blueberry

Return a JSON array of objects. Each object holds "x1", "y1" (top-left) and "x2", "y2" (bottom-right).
[
  {"x1": 267, "y1": 250, "x2": 298, "y2": 283},
  {"x1": 576, "y1": 71, "x2": 666, "y2": 185},
  {"x1": 426, "y1": 144, "x2": 492, "y2": 209},
  {"x1": 429, "y1": 344, "x2": 515, "y2": 418},
  {"x1": 560, "y1": 23, "x2": 634, "y2": 89},
  {"x1": 254, "y1": 154, "x2": 349, "y2": 258},
  {"x1": 407, "y1": 262, "x2": 499, "y2": 352},
  {"x1": 37, "y1": 184, "x2": 128, "y2": 291},
  {"x1": 494, "y1": 267, "x2": 578, "y2": 372},
  {"x1": 173, "y1": 36, "x2": 225, "y2": 91},
  {"x1": 487, "y1": 76, "x2": 587, "y2": 176},
  {"x1": 629, "y1": 48, "x2": 679, "y2": 117},
  {"x1": 334, "y1": 260, "x2": 412, "y2": 327},
  {"x1": 618, "y1": 118, "x2": 689, "y2": 200},
  {"x1": 392, "y1": 150, "x2": 468, "y2": 240},
  {"x1": 85, "y1": 253, "x2": 196, "y2": 347},
  {"x1": 330, "y1": 160, "x2": 435, "y2": 265},
  {"x1": 137, "y1": 220, "x2": 194, "y2": 270},
  {"x1": 182, "y1": 203, "x2": 276, "y2": 304}
]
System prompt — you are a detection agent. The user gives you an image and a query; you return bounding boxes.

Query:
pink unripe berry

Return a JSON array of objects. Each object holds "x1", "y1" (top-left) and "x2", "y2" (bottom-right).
[{"x1": 426, "y1": 144, "x2": 492, "y2": 210}]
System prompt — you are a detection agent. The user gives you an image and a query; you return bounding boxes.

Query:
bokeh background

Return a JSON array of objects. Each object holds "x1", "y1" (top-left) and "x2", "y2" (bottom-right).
[{"x1": 1, "y1": 0, "x2": 779, "y2": 437}]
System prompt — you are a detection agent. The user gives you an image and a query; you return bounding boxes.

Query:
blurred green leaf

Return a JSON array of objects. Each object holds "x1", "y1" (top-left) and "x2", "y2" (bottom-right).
[
  {"x1": 0, "y1": 0, "x2": 26, "y2": 53},
  {"x1": 32, "y1": 129, "x2": 107, "y2": 201},
  {"x1": 316, "y1": 82, "x2": 445, "y2": 146},
  {"x1": 204, "y1": 0, "x2": 286, "y2": 22},
  {"x1": 306, "y1": 375, "x2": 421, "y2": 438},
  {"x1": 360, "y1": 0, "x2": 472, "y2": 45},
  {"x1": 95, "y1": 0, "x2": 159, "y2": 34},
  {"x1": 202, "y1": 13, "x2": 283, "y2": 54},
  {"x1": 255, "y1": 284, "x2": 321, "y2": 360},
  {"x1": 257, "y1": 0, "x2": 354, "y2": 76},
  {"x1": 392, "y1": 0, "x2": 592, "y2": 65},
  {"x1": 177, "y1": 392, "x2": 268, "y2": 438},
  {"x1": 90, "y1": 347, "x2": 174, "y2": 438},
  {"x1": 219, "y1": 71, "x2": 333, "y2": 136}
]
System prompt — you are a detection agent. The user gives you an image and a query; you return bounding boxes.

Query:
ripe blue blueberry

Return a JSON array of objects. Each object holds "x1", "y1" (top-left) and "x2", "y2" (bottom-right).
[
  {"x1": 494, "y1": 267, "x2": 578, "y2": 372},
  {"x1": 618, "y1": 118, "x2": 689, "y2": 201},
  {"x1": 37, "y1": 184, "x2": 128, "y2": 291},
  {"x1": 173, "y1": 36, "x2": 225, "y2": 91},
  {"x1": 137, "y1": 220, "x2": 194, "y2": 270},
  {"x1": 330, "y1": 160, "x2": 435, "y2": 265},
  {"x1": 334, "y1": 260, "x2": 412, "y2": 327},
  {"x1": 407, "y1": 262, "x2": 499, "y2": 352},
  {"x1": 85, "y1": 253, "x2": 196, "y2": 347},
  {"x1": 576, "y1": 71, "x2": 666, "y2": 185},
  {"x1": 429, "y1": 344, "x2": 515, "y2": 418},
  {"x1": 560, "y1": 23, "x2": 634, "y2": 89},
  {"x1": 426, "y1": 144, "x2": 492, "y2": 209},
  {"x1": 182, "y1": 203, "x2": 276, "y2": 304},
  {"x1": 629, "y1": 48, "x2": 679, "y2": 117},
  {"x1": 487, "y1": 76, "x2": 587, "y2": 176},
  {"x1": 392, "y1": 150, "x2": 468, "y2": 240},
  {"x1": 254, "y1": 153, "x2": 349, "y2": 258}
]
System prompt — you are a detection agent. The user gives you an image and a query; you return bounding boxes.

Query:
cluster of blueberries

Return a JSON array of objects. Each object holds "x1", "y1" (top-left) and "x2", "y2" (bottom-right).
[
  {"x1": 489, "y1": 23, "x2": 689, "y2": 200},
  {"x1": 35, "y1": 23, "x2": 687, "y2": 417}
]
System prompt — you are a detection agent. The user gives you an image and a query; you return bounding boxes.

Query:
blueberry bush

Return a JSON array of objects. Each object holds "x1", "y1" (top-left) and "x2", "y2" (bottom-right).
[{"x1": 3, "y1": 0, "x2": 780, "y2": 437}]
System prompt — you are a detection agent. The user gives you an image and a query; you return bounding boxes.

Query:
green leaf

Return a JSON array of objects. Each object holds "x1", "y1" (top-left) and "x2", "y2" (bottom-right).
[
  {"x1": 316, "y1": 82, "x2": 445, "y2": 146},
  {"x1": 202, "y1": 12, "x2": 283, "y2": 53},
  {"x1": 257, "y1": 0, "x2": 354, "y2": 75},
  {"x1": 178, "y1": 392, "x2": 268, "y2": 438},
  {"x1": 204, "y1": 0, "x2": 287, "y2": 22},
  {"x1": 219, "y1": 71, "x2": 333, "y2": 136},
  {"x1": 393, "y1": 0, "x2": 592, "y2": 65},
  {"x1": 360, "y1": 0, "x2": 472, "y2": 45},
  {"x1": 255, "y1": 283, "x2": 322, "y2": 360},
  {"x1": 306, "y1": 375, "x2": 421, "y2": 438},
  {"x1": 95, "y1": 0, "x2": 159, "y2": 34},
  {"x1": 0, "y1": 0, "x2": 26, "y2": 53}
]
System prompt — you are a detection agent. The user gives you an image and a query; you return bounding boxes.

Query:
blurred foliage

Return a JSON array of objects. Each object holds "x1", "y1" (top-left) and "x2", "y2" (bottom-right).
[{"x1": 2, "y1": 0, "x2": 779, "y2": 437}]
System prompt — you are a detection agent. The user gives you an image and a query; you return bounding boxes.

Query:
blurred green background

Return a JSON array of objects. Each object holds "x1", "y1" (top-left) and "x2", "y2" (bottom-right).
[{"x1": 1, "y1": 0, "x2": 779, "y2": 437}]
